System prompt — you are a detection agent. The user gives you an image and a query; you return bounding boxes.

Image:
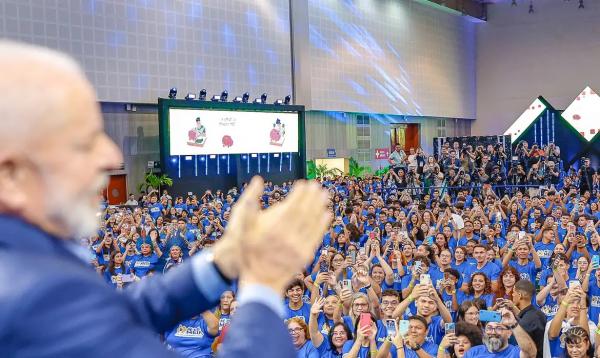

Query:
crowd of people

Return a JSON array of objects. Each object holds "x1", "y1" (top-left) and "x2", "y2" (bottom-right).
[{"x1": 88, "y1": 139, "x2": 599, "y2": 358}]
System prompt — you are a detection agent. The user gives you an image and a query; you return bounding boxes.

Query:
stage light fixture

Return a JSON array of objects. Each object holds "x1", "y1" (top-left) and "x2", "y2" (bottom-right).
[
  {"x1": 199, "y1": 89, "x2": 207, "y2": 101},
  {"x1": 242, "y1": 92, "x2": 250, "y2": 103},
  {"x1": 261, "y1": 93, "x2": 267, "y2": 104},
  {"x1": 220, "y1": 90, "x2": 228, "y2": 102},
  {"x1": 511, "y1": 0, "x2": 517, "y2": 6},
  {"x1": 528, "y1": 0, "x2": 534, "y2": 13},
  {"x1": 274, "y1": 99, "x2": 283, "y2": 105},
  {"x1": 579, "y1": 0, "x2": 584, "y2": 9},
  {"x1": 211, "y1": 95, "x2": 221, "y2": 102},
  {"x1": 185, "y1": 93, "x2": 196, "y2": 100},
  {"x1": 168, "y1": 87, "x2": 177, "y2": 99},
  {"x1": 233, "y1": 96, "x2": 243, "y2": 103},
  {"x1": 284, "y1": 95, "x2": 291, "y2": 105}
]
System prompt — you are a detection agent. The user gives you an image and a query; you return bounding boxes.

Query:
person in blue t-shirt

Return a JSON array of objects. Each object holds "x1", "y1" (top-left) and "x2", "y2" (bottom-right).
[
  {"x1": 342, "y1": 313, "x2": 378, "y2": 358},
  {"x1": 376, "y1": 315, "x2": 439, "y2": 358},
  {"x1": 103, "y1": 250, "x2": 131, "y2": 288},
  {"x1": 147, "y1": 195, "x2": 164, "y2": 221},
  {"x1": 582, "y1": 264, "x2": 600, "y2": 325},
  {"x1": 458, "y1": 272, "x2": 495, "y2": 309},
  {"x1": 287, "y1": 317, "x2": 319, "y2": 358},
  {"x1": 308, "y1": 298, "x2": 351, "y2": 358},
  {"x1": 129, "y1": 243, "x2": 159, "y2": 277},
  {"x1": 547, "y1": 286, "x2": 589, "y2": 358},
  {"x1": 501, "y1": 239, "x2": 541, "y2": 289},
  {"x1": 534, "y1": 228, "x2": 557, "y2": 268},
  {"x1": 284, "y1": 279, "x2": 312, "y2": 323},
  {"x1": 462, "y1": 244, "x2": 501, "y2": 292},
  {"x1": 463, "y1": 309, "x2": 537, "y2": 358},
  {"x1": 164, "y1": 312, "x2": 219, "y2": 358}
]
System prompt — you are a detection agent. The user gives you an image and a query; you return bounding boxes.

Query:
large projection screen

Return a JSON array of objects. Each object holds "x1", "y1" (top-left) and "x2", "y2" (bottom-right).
[{"x1": 168, "y1": 108, "x2": 299, "y2": 155}]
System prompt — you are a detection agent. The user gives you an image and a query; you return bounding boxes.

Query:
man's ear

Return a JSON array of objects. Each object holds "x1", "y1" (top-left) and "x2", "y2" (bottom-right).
[{"x1": 0, "y1": 158, "x2": 31, "y2": 212}]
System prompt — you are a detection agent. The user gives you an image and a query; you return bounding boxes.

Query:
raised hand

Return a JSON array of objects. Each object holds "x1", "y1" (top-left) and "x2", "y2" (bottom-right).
[{"x1": 311, "y1": 297, "x2": 325, "y2": 315}]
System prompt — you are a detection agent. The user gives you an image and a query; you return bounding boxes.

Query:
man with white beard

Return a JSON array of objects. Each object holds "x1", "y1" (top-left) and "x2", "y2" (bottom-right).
[{"x1": 462, "y1": 309, "x2": 537, "y2": 358}]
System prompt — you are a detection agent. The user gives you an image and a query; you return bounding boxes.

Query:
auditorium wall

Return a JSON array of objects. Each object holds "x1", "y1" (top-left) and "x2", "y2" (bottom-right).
[{"x1": 475, "y1": 0, "x2": 600, "y2": 135}]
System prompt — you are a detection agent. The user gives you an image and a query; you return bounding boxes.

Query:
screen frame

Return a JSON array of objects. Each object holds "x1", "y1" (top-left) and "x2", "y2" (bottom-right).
[{"x1": 158, "y1": 98, "x2": 307, "y2": 178}]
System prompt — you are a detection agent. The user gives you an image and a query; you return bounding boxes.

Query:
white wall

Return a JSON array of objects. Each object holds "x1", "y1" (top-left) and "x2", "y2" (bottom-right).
[
  {"x1": 0, "y1": 0, "x2": 292, "y2": 103},
  {"x1": 475, "y1": 0, "x2": 600, "y2": 135},
  {"x1": 301, "y1": 0, "x2": 476, "y2": 119}
]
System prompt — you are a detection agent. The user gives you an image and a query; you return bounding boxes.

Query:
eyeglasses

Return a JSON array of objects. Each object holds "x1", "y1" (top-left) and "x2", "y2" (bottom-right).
[
  {"x1": 485, "y1": 325, "x2": 509, "y2": 333},
  {"x1": 381, "y1": 300, "x2": 399, "y2": 306},
  {"x1": 288, "y1": 328, "x2": 303, "y2": 334}
]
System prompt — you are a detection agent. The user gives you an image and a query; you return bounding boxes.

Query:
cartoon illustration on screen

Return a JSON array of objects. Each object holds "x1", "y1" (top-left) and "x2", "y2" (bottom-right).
[
  {"x1": 269, "y1": 118, "x2": 286, "y2": 146},
  {"x1": 187, "y1": 117, "x2": 207, "y2": 147},
  {"x1": 222, "y1": 135, "x2": 233, "y2": 148}
]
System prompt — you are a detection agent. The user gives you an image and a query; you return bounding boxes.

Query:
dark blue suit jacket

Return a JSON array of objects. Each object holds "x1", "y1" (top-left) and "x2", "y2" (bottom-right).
[{"x1": 0, "y1": 215, "x2": 294, "y2": 357}]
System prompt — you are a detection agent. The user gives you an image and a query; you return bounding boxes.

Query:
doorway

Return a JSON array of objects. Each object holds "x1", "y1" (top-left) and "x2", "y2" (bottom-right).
[{"x1": 390, "y1": 123, "x2": 420, "y2": 151}]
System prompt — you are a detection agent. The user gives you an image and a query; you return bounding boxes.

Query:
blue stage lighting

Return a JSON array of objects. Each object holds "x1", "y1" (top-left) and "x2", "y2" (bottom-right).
[
  {"x1": 242, "y1": 155, "x2": 247, "y2": 160},
  {"x1": 200, "y1": 156, "x2": 205, "y2": 161},
  {"x1": 171, "y1": 157, "x2": 178, "y2": 163}
]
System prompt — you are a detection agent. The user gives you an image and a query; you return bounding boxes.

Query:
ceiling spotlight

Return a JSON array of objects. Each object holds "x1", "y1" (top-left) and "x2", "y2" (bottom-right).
[
  {"x1": 511, "y1": 0, "x2": 517, "y2": 6},
  {"x1": 233, "y1": 96, "x2": 243, "y2": 103},
  {"x1": 199, "y1": 89, "x2": 207, "y2": 101},
  {"x1": 220, "y1": 90, "x2": 228, "y2": 102},
  {"x1": 261, "y1": 93, "x2": 267, "y2": 104},
  {"x1": 211, "y1": 95, "x2": 221, "y2": 102},
  {"x1": 274, "y1": 99, "x2": 283, "y2": 105},
  {"x1": 185, "y1": 93, "x2": 196, "y2": 100},
  {"x1": 579, "y1": 0, "x2": 584, "y2": 8},
  {"x1": 168, "y1": 87, "x2": 177, "y2": 99},
  {"x1": 284, "y1": 95, "x2": 291, "y2": 105},
  {"x1": 242, "y1": 92, "x2": 250, "y2": 103},
  {"x1": 528, "y1": 1, "x2": 534, "y2": 13}
]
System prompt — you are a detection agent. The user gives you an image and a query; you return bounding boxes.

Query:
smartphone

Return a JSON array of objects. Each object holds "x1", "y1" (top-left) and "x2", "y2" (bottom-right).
[
  {"x1": 518, "y1": 231, "x2": 526, "y2": 240},
  {"x1": 426, "y1": 237, "x2": 434, "y2": 246},
  {"x1": 569, "y1": 280, "x2": 581, "y2": 289},
  {"x1": 359, "y1": 247, "x2": 366, "y2": 256},
  {"x1": 187, "y1": 192, "x2": 193, "y2": 196},
  {"x1": 342, "y1": 279, "x2": 352, "y2": 291},
  {"x1": 479, "y1": 310, "x2": 502, "y2": 323},
  {"x1": 592, "y1": 255, "x2": 600, "y2": 269},
  {"x1": 350, "y1": 250, "x2": 357, "y2": 264},
  {"x1": 385, "y1": 319, "x2": 397, "y2": 338},
  {"x1": 319, "y1": 260, "x2": 329, "y2": 273},
  {"x1": 359, "y1": 313, "x2": 371, "y2": 330},
  {"x1": 445, "y1": 322, "x2": 456, "y2": 335},
  {"x1": 420, "y1": 274, "x2": 431, "y2": 285},
  {"x1": 398, "y1": 320, "x2": 410, "y2": 336}
]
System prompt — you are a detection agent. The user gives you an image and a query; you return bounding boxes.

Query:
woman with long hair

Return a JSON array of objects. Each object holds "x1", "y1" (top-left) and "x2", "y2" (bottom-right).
[
  {"x1": 104, "y1": 250, "x2": 131, "y2": 288},
  {"x1": 564, "y1": 326, "x2": 594, "y2": 358},
  {"x1": 459, "y1": 272, "x2": 494, "y2": 308},
  {"x1": 495, "y1": 266, "x2": 519, "y2": 300},
  {"x1": 214, "y1": 290, "x2": 235, "y2": 333},
  {"x1": 309, "y1": 297, "x2": 352, "y2": 358},
  {"x1": 457, "y1": 299, "x2": 487, "y2": 330}
]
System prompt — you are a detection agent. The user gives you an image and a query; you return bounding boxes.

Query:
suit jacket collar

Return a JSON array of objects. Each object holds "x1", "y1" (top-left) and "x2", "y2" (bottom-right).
[{"x1": 0, "y1": 214, "x2": 86, "y2": 266}]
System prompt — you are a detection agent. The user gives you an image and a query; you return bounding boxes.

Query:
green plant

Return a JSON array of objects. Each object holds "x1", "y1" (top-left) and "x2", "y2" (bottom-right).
[
  {"x1": 374, "y1": 166, "x2": 390, "y2": 177},
  {"x1": 138, "y1": 172, "x2": 173, "y2": 194},
  {"x1": 348, "y1": 157, "x2": 372, "y2": 178},
  {"x1": 306, "y1": 160, "x2": 342, "y2": 180}
]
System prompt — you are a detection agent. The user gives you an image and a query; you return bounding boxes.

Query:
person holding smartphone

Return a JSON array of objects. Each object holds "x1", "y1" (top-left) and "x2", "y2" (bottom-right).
[
  {"x1": 437, "y1": 321, "x2": 482, "y2": 358},
  {"x1": 309, "y1": 297, "x2": 352, "y2": 357}
]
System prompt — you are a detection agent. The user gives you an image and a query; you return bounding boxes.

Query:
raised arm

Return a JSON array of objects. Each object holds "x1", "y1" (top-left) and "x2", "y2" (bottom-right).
[{"x1": 308, "y1": 298, "x2": 326, "y2": 348}]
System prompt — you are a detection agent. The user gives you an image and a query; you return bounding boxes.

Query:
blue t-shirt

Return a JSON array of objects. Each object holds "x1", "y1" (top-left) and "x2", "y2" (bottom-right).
[
  {"x1": 587, "y1": 276, "x2": 600, "y2": 325},
  {"x1": 296, "y1": 341, "x2": 319, "y2": 358},
  {"x1": 148, "y1": 203, "x2": 164, "y2": 220},
  {"x1": 342, "y1": 341, "x2": 370, "y2": 358},
  {"x1": 391, "y1": 341, "x2": 439, "y2": 358},
  {"x1": 537, "y1": 294, "x2": 559, "y2": 320},
  {"x1": 534, "y1": 241, "x2": 556, "y2": 268},
  {"x1": 130, "y1": 253, "x2": 159, "y2": 277},
  {"x1": 457, "y1": 291, "x2": 494, "y2": 309},
  {"x1": 285, "y1": 302, "x2": 312, "y2": 324},
  {"x1": 463, "y1": 261, "x2": 501, "y2": 283},
  {"x1": 463, "y1": 344, "x2": 521, "y2": 358},
  {"x1": 164, "y1": 317, "x2": 215, "y2": 358},
  {"x1": 103, "y1": 266, "x2": 131, "y2": 287},
  {"x1": 509, "y1": 260, "x2": 539, "y2": 288}
]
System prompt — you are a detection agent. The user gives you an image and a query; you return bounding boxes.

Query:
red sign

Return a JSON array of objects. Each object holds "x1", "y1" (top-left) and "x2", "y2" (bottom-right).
[{"x1": 375, "y1": 148, "x2": 390, "y2": 160}]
